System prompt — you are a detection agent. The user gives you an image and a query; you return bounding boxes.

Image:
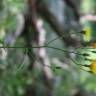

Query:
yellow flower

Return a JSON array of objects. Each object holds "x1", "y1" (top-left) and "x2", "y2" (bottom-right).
[
  {"x1": 92, "y1": 42, "x2": 96, "y2": 48},
  {"x1": 84, "y1": 27, "x2": 91, "y2": 42},
  {"x1": 90, "y1": 60, "x2": 96, "y2": 74}
]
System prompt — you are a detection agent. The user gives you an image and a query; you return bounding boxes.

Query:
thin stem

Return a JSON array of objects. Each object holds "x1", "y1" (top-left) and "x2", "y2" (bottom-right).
[
  {"x1": 69, "y1": 56, "x2": 91, "y2": 73},
  {"x1": 0, "y1": 45, "x2": 89, "y2": 56},
  {"x1": 45, "y1": 36, "x2": 63, "y2": 45},
  {"x1": 45, "y1": 33, "x2": 83, "y2": 46}
]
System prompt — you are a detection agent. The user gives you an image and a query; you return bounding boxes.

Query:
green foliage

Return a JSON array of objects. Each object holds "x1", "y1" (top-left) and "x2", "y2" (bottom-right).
[{"x1": 1, "y1": 0, "x2": 96, "y2": 96}]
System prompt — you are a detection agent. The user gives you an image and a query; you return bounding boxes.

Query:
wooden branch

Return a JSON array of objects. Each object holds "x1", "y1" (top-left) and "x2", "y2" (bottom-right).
[
  {"x1": 25, "y1": 0, "x2": 53, "y2": 96},
  {"x1": 37, "y1": 1, "x2": 81, "y2": 47},
  {"x1": 28, "y1": 0, "x2": 53, "y2": 81},
  {"x1": 21, "y1": 10, "x2": 37, "y2": 70},
  {"x1": 36, "y1": 19, "x2": 53, "y2": 96}
]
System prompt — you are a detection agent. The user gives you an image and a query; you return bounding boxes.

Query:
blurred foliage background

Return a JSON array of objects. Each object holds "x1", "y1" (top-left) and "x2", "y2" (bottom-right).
[{"x1": 0, "y1": 0, "x2": 96, "y2": 96}]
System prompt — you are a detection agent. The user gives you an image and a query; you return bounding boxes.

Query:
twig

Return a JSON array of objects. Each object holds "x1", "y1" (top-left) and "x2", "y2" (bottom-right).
[{"x1": 0, "y1": 45, "x2": 90, "y2": 57}]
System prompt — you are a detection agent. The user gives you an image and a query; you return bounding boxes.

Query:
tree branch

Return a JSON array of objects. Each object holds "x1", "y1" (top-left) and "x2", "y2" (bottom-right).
[{"x1": 37, "y1": 1, "x2": 81, "y2": 47}]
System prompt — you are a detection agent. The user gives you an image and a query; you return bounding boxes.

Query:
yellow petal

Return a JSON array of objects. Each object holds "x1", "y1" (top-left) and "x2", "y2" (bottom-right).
[{"x1": 90, "y1": 60, "x2": 96, "y2": 74}]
